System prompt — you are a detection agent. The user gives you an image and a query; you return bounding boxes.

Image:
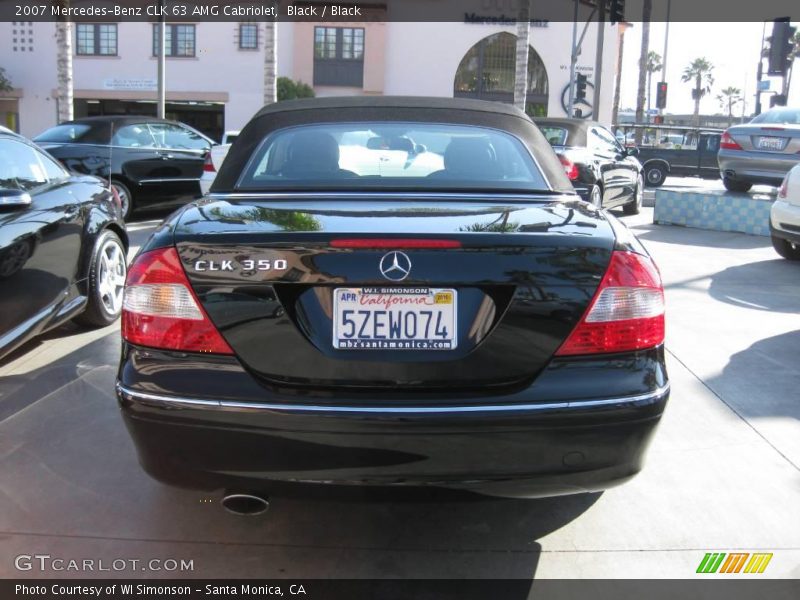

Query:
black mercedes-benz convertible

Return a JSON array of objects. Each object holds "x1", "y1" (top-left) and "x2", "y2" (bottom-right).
[{"x1": 117, "y1": 97, "x2": 668, "y2": 509}]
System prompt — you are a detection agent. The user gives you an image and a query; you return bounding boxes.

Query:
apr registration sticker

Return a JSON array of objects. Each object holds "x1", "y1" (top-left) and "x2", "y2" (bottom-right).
[{"x1": 333, "y1": 287, "x2": 457, "y2": 350}]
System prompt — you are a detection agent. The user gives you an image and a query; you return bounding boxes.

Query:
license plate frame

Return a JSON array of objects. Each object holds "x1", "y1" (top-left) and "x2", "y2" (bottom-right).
[{"x1": 332, "y1": 287, "x2": 457, "y2": 351}]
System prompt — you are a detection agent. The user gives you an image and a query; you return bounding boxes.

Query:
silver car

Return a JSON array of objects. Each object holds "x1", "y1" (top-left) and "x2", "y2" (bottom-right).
[{"x1": 717, "y1": 107, "x2": 800, "y2": 192}]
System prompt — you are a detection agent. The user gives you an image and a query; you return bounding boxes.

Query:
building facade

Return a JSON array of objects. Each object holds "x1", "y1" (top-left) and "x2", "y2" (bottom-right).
[{"x1": 1, "y1": 18, "x2": 621, "y2": 140}]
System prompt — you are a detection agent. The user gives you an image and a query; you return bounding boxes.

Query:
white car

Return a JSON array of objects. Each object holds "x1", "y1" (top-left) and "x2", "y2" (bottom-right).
[
  {"x1": 199, "y1": 143, "x2": 232, "y2": 195},
  {"x1": 770, "y1": 163, "x2": 800, "y2": 260}
]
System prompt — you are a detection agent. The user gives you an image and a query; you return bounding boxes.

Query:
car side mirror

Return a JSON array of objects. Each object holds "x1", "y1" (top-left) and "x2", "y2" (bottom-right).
[
  {"x1": 626, "y1": 147, "x2": 640, "y2": 157},
  {"x1": 0, "y1": 189, "x2": 33, "y2": 209}
]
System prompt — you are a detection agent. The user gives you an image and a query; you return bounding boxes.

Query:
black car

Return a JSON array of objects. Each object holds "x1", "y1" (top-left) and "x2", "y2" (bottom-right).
[
  {"x1": 534, "y1": 117, "x2": 644, "y2": 213},
  {"x1": 0, "y1": 129, "x2": 128, "y2": 361},
  {"x1": 614, "y1": 124, "x2": 723, "y2": 187},
  {"x1": 117, "y1": 97, "x2": 668, "y2": 509},
  {"x1": 34, "y1": 116, "x2": 214, "y2": 220}
]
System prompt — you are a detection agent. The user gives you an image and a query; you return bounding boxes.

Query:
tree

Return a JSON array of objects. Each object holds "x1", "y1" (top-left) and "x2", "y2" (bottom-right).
[
  {"x1": 263, "y1": 21, "x2": 277, "y2": 106},
  {"x1": 634, "y1": 0, "x2": 652, "y2": 144},
  {"x1": 55, "y1": 3, "x2": 74, "y2": 123},
  {"x1": 645, "y1": 50, "x2": 662, "y2": 121},
  {"x1": 0, "y1": 67, "x2": 11, "y2": 93},
  {"x1": 513, "y1": 1, "x2": 530, "y2": 111},
  {"x1": 277, "y1": 77, "x2": 315, "y2": 102},
  {"x1": 717, "y1": 86, "x2": 742, "y2": 127},
  {"x1": 681, "y1": 57, "x2": 714, "y2": 126}
]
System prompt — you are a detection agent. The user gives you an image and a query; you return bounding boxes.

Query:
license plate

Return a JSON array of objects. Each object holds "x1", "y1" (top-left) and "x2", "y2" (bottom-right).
[
  {"x1": 756, "y1": 136, "x2": 787, "y2": 151},
  {"x1": 333, "y1": 287, "x2": 457, "y2": 350}
]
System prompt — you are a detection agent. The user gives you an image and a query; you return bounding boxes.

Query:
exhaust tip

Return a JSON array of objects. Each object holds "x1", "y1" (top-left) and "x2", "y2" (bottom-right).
[{"x1": 221, "y1": 493, "x2": 269, "y2": 516}]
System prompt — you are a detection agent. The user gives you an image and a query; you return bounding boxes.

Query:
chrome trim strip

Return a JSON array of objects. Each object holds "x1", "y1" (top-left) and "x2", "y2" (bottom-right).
[
  {"x1": 117, "y1": 383, "x2": 669, "y2": 415},
  {"x1": 140, "y1": 178, "x2": 201, "y2": 184}
]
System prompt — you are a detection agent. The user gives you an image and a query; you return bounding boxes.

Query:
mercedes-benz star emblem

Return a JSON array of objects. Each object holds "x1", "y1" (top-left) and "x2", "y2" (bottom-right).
[{"x1": 379, "y1": 251, "x2": 412, "y2": 282}]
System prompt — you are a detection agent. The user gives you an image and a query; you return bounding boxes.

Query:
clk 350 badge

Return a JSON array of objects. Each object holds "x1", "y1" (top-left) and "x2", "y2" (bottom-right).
[{"x1": 193, "y1": 259, "x2": 288, "y2": 272}]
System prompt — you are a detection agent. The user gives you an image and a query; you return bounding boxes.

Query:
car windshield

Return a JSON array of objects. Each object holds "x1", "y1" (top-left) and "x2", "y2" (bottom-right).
[
  {"x1": 750, "y1": 108, "x2": 800, "y2": 125},
  {"x1": 237, "y1": 122, "x2": 548, "y2": 192},
  {"x1": 34, "y1": 124, "x2": 92, "y2": 143},
  {"x1": 538, "y1": 126, "x2": 569, "y2": 146}
]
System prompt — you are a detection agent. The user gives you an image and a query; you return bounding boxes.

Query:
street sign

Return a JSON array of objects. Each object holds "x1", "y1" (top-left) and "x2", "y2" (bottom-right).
[{"x1": 757, "y1": 80, "x2": 771, "y2": 91}]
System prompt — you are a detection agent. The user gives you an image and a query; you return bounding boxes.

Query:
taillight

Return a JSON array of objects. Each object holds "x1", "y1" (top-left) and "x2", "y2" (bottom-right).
[
  {"x1": 556, "y1": 251, "x2": 665, "y2": 356},
  {"x1": 203, "y1": 152, "x2": 216, "y2": 173},
  {"x1": 720, "y1": 131, "x2": 743, "y2": 150},
  {"x1": 559, "y1": 155, "x2": 579, "y2": 180},
  {"x1": 778, "y1": 174, "x2": 788, "y2": 199},
  {"x1": 122, "y1": 247, "x2": 233, "y2": 354}
]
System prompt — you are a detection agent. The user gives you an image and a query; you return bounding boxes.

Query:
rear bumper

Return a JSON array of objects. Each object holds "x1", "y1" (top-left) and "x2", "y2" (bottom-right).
[
  {"x1": 770, "y1": 200, "x2": 800, "y2": 244},
  {"x1": 117, "y1": 345, "x2": 669, "y2": 498},
  {"x1": 718, "y1": 149, "x2": 798, "y2": 185}
]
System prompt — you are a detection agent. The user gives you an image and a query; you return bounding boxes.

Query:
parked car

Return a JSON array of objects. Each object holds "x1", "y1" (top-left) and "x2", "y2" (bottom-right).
[
  {"x1": 199, "y1": 142, "x2": 231, "y2": 195},
  {"x1": 717, "y1": 107, "x2": 800, "y2": 192},
  {"x1": 34, "y1": 116, "x2": 214, "y2": 219},
  {"x1": 534, "y1": 117, "x2": 644, "y2": 213},
  {"x1": 0, "y1": 129, "x2": 128, "y2": 361},
  {"x1": 117, "y1": 97, "x2": 668, "y2": 509},
  {"x1": 770, "y1": 163, "x2": 800, "y2": 260},
  {"x1": 614, "y1": 125, "x2": 724, "y2": 187},
  {"x1": 221, "y1": 130, "x2": 240, "y2": 145}
]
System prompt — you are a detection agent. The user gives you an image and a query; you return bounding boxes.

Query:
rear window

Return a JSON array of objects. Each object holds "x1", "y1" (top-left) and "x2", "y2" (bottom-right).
[
  {"x1": 237, "y1": 122, "x2": 548, "y2": 191},
  {"x1": 538, "y1": 126, "x2": 568, "y2": 146},
  {"x1": 750, "y1": 108, "x2": 800, "y2": 125},
  {"x1": 34, "y1": 124, "x2": 92, "y2": 143}
]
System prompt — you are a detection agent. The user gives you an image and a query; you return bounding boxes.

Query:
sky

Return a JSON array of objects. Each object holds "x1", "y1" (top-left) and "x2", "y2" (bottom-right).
[{"x1": 617, "y1": 22, "x2": 799, "y2": 116}]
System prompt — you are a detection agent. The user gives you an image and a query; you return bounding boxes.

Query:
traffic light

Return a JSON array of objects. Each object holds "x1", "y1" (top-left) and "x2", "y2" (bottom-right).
[
  {"x1": 575, "y1": 73, "x2": 588, "y2": 101},
  {"x1": 609, "y1": 0, "x2": 625, "y2": 25},
  {"x1": 656, "y1": 82, "x2": 668, "y2": 109},
  {"x1": 768, "y1": 18, "x2": 796, "y2": 76}
]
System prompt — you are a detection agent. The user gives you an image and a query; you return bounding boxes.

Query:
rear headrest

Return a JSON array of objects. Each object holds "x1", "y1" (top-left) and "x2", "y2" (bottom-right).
[{"x1": 443, "y1": 138, "x2": 497, "y2": 176}]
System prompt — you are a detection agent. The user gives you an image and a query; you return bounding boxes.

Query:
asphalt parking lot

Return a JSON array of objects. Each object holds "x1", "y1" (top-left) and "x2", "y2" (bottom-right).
[{"x1": 1, "y1": 193, "x2": 799, "y2": 579}]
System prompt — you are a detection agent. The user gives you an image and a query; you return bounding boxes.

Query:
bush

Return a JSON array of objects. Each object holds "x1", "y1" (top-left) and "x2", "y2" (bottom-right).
[{"x1": 277, "y1": 77, "x2": 314, "y2": 102}]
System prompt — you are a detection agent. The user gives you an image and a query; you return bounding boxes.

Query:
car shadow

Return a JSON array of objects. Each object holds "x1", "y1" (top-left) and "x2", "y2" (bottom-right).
[
  {"x1": 706, "y1": 329, "x2": 800, "y2": 423},
  {"x1": 0, "y1": 332, "x2": 602, "y2": 580},
  {"x1": 708, "y1": 259, "x2": 800, "y2": 313}
]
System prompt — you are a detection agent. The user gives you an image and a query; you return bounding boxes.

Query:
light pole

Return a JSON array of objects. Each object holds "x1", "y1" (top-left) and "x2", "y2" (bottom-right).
[{"x1": 658, "y1": 0, "x2": 671, "y2": 119}]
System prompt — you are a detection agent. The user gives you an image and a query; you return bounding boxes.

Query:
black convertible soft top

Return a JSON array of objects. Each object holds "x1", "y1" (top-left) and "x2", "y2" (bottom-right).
[{"x1": 212, "y1": 96, "x2": 574, "y2": 194}]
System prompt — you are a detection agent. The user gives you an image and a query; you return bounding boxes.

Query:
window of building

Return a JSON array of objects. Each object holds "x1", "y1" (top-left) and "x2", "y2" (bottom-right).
[
  {"x1": 313, "y1": 27, "x2": 364, "y2": 87},
  {"x1": 76, "y1": 24, "x2": 117, "y2": 56},
  {"x1": 153, "y1": 24, "x2": 196, "y2": 58},
  {"x1": 239, "y1": 23, "x2": 258, "y2": 50}
]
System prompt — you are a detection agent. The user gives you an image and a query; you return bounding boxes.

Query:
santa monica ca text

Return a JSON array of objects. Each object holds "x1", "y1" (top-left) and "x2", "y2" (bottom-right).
[{"x1": 16, "y1": 584, "x2": 307, "y2": 596}]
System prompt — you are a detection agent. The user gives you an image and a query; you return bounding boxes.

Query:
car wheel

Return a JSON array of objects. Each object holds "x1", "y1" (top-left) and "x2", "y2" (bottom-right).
[
  {"x1": 589, "y1": 184, "x2": 603, "y2": 208},
  {"x1": 722, "y1": 177, "x2": 752, "y2": 193},
  {"x1": 74, "y1": 229, "x2": 127, "y2": 327},
  {"x1": 771, "y1": 235, "x2": 800, "y2": 261},
  {"x1": 111, "y1": 180, "x2": 134, "y2": 220},
  {"x1": 623, "y1": 175, "x2": 643, "y2": 215},
  {"x1": 645, "y1": 164, "x2": 666, "y2": 187}
]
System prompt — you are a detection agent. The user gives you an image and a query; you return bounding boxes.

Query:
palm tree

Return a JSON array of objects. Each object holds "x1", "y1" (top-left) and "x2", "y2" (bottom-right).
[
  {"x1": 611, "y1": 23, "x2": 629, "y2": 127},
  {"x1": 513, "y1": 1, "x2": 530, "y2": 111},
  {"x1": 263, "y1": 21, "x2": 277, "y2": 105},
  {"x1": 634, "y1": 0, "x2": 652, "y2": 144},
  {"x1": 681, "y1": 58, "x2": 714, "y2": 126},
  {"x1": 717, "y1": 87, "x2": 742, "y2": 127},
  {"x1": 645, "y1": 50, "x2": 662, "y2": 122},
  {"x1": 55, "y1": 2, "x2": 74, "y2": 123}
]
